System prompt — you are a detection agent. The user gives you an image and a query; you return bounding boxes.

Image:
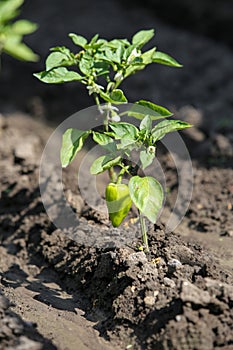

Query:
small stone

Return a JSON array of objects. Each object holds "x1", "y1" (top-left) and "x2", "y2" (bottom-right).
[
  {"x1": 214, "y1": 134, "x2": 233, "y2": 157},
  {"x1": 164, "y1": 277, "x2": 176, "y2": 288},
  {"x1": 167, "y1": 258, "x2": 182, "y2": 270},
  {"x1": 175, "y1": 315, "x2": 182, "y2": 322},
  {"x1": 144, "y1": 295, "x2": 155, "y2": 306},
  {"x1": 131, "y1": 286, "x2": 136, "y2": 293},
  {"x1": 127, "y1": 252, "x2": 147, "y2": 264},
  {"x1": 14, "y1": 136, "x2": 40, "y2": 161},
  {"x1": 181, "y1": 281, "x2": 211, "y2": 306}
]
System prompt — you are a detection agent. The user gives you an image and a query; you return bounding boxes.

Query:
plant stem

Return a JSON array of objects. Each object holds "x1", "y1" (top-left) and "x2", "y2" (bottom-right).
[
  {"x1": 94, "y1": 93, "x2": 102, "y2": 114},
  {"x1": 139, "y1": 211, "x2": 149, "y2": 252},
  {"x1": 108, "y1": 167, "x2": 117, "y2": 183}
]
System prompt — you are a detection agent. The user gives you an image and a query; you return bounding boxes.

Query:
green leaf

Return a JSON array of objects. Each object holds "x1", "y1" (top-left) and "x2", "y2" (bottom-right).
[
  {"x1": 90, "y1": 154, "x2": 121, "y2": 175},
  {"x1": 89, "y1": 33, "x2": 99, "y2": 45},
  {"x1": 50, "y1": 46, "x2": 72, "y2": 56},
  {"x1": 11, "y1": 19, "x2": 38, "y2": 35},
  {"x1": 140, "y1": 115, "x2": 152, "y2": 131},
  {"x1": 94, "y1": 61, "x2": 109, "y2": 76},
  {"x1": 110, "y1": 89, "x2": 127, "y2": 103},
  {"x1": 34, "y1": 67, "x2": 83, "y2": 84},
  {"x1": 107, "y1": 38, "x2": 130, "y2": 49},
  {"x1": 79, "y1": 52, "x2": 93, "y2": 75},
  {"x1": 129, "y1": 176, "x2": 163, "y2": 223},
  {"x1": 141, "y1": 47, "x2": 156, "y2": 65},
  {"x1": 124, "y1": 63, "x2": 145, "y2": 78},
  {"x1": 92, "y1": 132, "x2": 116, "y2": 152},
  {"x1": 109, "y1": 122, "x2": 138, "y2": 141},
  {"x1": 104, "y1": 47, "x2": 115, "y2": 62},
  {"x1": 153, "y1": 51, "x2": 182, "y2": 67},
  {"x1": 45, "y1": 52, "x2": 69, "y2": 70},
  {"x1": 137, "y1": 100, "x2": 172, "y2": 117},
  {"x1": 69, "y1": 33, "x2": 87, "y2": 48},
  {"x1": 117, "y1": 138, "x2": 136, "y2": 150},
  {"x1": 99, "y1": 89, "x2": 127, "y2": 104},
  {"x1": 152, "y1": 119, "x2": 192, "y2": 142},
  {"x1": 99, "y1": 91, "x2": 112, "y2": 103},
  {"x1": 140, "y1": 149, "x2": 155, "y2": 170},
  {"x1": 3, "y1": 37, "x2": 38, "y2": 61},
  {"x1": 122, "y1": 44, "x2": 137, "y2": 61},
  {"x1": 132, "y1": 29, "x2": 155, "y2": 48},
  {"x1": 115, "y1": 43, "x2": 124, "y2": 63},
  {"x1": 124, "y1": 101, "x2": 172, "y2": 120},
  {"x1": 0, "y1": 0, "x2": 23, "y2": 23},
  {"x1": 103, "y1": 42, "x2": 124, "y2": 64},
  {"x1": 60, "y1": 128, "x2": 89, "y2": 167}
]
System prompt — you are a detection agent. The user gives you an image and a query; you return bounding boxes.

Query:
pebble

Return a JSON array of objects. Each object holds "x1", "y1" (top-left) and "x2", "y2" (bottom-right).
[
  {"x1": 127, "y1": 252, "x2": 147, "y2": 264},
  {"x1": 163, "y1": 277, "x2": 176, "y2": 288},
  {"x1": 167, "y1": 258, "x2": 182, "y2": 270},
  {"x1": 14, "y1": 136, "x2": 40, "y2": 161},
  {"x1": 144, "y1": 296, "x2": 155, "y2": 306},
  {"x1": 175, "y1": 315, "x2": 182, "y2": 322}
]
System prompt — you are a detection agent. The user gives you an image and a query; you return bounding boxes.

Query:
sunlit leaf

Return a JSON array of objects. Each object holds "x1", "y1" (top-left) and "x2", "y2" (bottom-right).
[
  {"x1": 153, "y1": 51, "x2": 182, "y2": 67},
  {"x1": 90, "y1": 154, "x2": 121, "y2": 175},
  {"x1": 152, "y1": 119, "x2": 192, "y2": 142},
  {"x1": 34, "y1": 67, "x2": 83, "y2": 84},
  {"x1": 60, "y1": 128, "x2": 90, "y2": 167},
  {"x1": 69, "y1": 33, "x2": 87, "y2": 48},
  {"x1": 132, "y1": 29, "x2": 155, "y2": 48},
  {"x1": 129, "y1": 176, "x2": 163, "y2": 223}
]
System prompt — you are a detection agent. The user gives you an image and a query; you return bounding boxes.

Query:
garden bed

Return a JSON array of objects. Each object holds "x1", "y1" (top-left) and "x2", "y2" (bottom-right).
[{"x1": 0, "y1": 113, "x2": 232, "y2": 350}]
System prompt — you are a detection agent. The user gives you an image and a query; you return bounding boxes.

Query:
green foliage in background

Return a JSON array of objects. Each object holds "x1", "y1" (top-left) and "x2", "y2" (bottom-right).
[{"x1": 0, "y1": 0, "x2": 38, "y2": 63}]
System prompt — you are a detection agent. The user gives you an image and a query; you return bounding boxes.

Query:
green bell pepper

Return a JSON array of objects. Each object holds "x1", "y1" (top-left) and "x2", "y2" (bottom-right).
[{"x1": 105, "y1": 183, "x2": 132, "y2": 227}]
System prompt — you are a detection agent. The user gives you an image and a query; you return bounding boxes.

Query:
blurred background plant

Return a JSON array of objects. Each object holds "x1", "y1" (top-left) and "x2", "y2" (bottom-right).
[{"x1": 0, "y1": 0, "x2": 38, "y2": 69}]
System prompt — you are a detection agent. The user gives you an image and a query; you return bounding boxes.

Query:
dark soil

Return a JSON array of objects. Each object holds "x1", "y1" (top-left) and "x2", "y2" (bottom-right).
[
  {"x1": 0, "y1": 112, "x2": 232, "y2": 350},
  {"x1": 0, "y1": 1, "x2": 233, "y2": 348},
  {"x1": 122, "y1": 0, "x2": 233, "y2": 48}
]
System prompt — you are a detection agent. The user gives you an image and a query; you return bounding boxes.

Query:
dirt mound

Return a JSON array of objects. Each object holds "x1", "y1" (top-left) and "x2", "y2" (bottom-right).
[{"x1": 0, "y1": 113, "x2": 232, "y2": 349}]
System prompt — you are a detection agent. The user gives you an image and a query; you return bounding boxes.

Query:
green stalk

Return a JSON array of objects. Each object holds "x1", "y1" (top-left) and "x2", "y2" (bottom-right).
[
  {"x1": 108, "y1": 167, "x2": 117, "y2": 183},
  {"x1": 139, "y1": 211, "x2": 149, "y2": 252},
  {"x1": 94, "y1": 93, "x2": 102, "y2": 114}
]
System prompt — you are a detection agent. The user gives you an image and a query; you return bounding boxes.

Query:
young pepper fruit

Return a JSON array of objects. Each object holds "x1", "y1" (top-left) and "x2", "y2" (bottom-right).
[{"x1": 105, "y1": 183, "x2": 132, "y2": 227}]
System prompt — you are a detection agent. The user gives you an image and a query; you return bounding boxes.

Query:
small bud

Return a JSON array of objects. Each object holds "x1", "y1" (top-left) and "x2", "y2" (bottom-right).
[
  {"x1": 87, "y1": 83, "x2": 104, "y2": 95},
  {"x1": 148, "y1": 146, "x2": 156, "y2": 154},
  {"x1": 127, "y1": 48, "x2": 141, "y2": 63},
  {"x1": 111, "y1": 115, "x2": 121, "y2": 122},
  {"x1": 114, "y1": 71, "x2": 123, "y2": 82}
]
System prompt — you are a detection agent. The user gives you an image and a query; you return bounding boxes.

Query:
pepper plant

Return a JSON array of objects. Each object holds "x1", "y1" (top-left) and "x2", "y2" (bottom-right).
[
  {"x1": 0, "y1": 0, "x2": 38, "y2": 66},
  {"x1": 34, "y1": 29, "x2": 191, "y2": 252}
]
